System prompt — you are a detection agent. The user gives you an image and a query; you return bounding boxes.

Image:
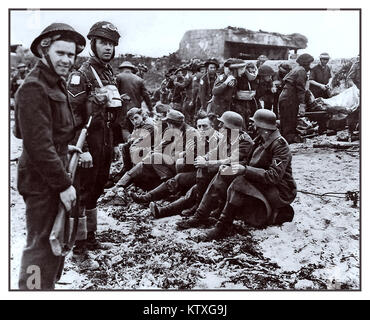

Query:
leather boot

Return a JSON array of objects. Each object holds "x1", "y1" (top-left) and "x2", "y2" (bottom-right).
[
  {"x1": 73, "y1": 239, "x2": 87, "y2": 255},
  {"x1": 116, "y1": 172, "x2": 133, "y2": 188},
  {"x1": 130, "y1": 182, "x2": 169, "y2": 204},
  {"x1": 176, "y1": 188, "x2": 219, "y2": 230},
  {"x1": 199, "y1": 203, "x2": 237, "y2": 241},
  {"x1": 181, "y1": 204, "x2": 197, "y2": 217},
  {"x1": 150, "y1": 195, "x2": 190, "y2": 219}
]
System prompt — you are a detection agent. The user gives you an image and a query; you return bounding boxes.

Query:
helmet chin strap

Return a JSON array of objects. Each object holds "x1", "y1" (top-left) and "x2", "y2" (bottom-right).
[{"x1": 42, "y1": 52, "x2": 59, "y2": 77}]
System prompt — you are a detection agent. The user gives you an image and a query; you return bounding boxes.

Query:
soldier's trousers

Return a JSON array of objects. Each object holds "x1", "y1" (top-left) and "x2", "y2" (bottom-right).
[
  {"x1": 278, "y1": 98, "x2": 299, "y2": 144},
  {"x1": 198, "y1": 170, "x2": 239, "y2": 216},
  {"x1": 18, "y1": 192, "x2": 65, "y2": 290}
]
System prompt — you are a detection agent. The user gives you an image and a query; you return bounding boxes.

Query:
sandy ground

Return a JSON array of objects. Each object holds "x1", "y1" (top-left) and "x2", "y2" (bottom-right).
[{"x1": 9, "y1": 124, "x2": 360, "y2": 290}]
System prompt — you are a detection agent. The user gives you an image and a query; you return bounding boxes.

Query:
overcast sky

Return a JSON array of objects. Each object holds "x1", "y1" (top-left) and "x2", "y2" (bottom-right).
[{"x1": 10, "y1": 9, "x2": 359, "y2": 59}]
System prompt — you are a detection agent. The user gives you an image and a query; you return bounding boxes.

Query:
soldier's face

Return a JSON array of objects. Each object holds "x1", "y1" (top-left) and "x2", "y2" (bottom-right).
[
  {"x1": 320, "y1": 58, "x2": 329, "y2": 66},
  {"x1": 46, "y1": 40, "x2": 76, "y2": 77},
  {"x1": 200, "y1": 67, "x2": 206, "y2": 74},
  {"x1": 95, "y1": 38, "x2": 114, "y2": 61},
  {"x1": 208, "y1": 64, "x2": 217, "y2": 75},
  {"x1": 130, "y1": 114, "x2": 144, "y2": 127},
  {"x1": 197, "y1": 118, "x2": 213, "y2": 136},
  {"x1": 18, "y1": 67, "x2": 26, "y2": 74}
]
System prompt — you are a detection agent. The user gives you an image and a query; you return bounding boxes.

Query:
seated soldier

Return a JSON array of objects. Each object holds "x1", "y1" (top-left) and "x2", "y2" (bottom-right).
[
  {"x1": 173, "y1": 111, "x2": 254, "y2": 228},
  {"x1": 121, "y1": 107, "x2": 155, "y2": 174},
  {"x1": 198, "y1": 109, "x2": 297, "y2": 241},
  {"x1": 115, "y1": 110, "x2": 197, "y2": 192},
  {"x1": 129, "y1": 112, "x2": 219, "y2": 206}
]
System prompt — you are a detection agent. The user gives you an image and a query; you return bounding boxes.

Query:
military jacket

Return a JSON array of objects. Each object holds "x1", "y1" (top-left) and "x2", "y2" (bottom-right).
[
  {"x1": 67, "y1": 56, "x2": 121, "y2": 146},
  {"x1": 244, "y1": 130, "x2": 297, "y2": 204},
  {"x1": 280, "y1": 66, "x2": 308, "y2": 105},
  {"x1": 199, "y1": 72, "x2": 218, "y2": 109},
  {"x1": 15, "y1": 61, "x2": 75, "y2": 194}
]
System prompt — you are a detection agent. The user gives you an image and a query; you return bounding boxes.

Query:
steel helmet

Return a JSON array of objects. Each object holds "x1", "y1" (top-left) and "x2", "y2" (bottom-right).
[
  {"x1": 245, "y1": 62, "x2": 258, "y2": 81},
  {"x1": 251, "y1": 109, "x2": 277, "y2": 130},
  {"x1": 296, "y1": 53, "x2": 314, "y2": 66},
  {"x1": 319, "y1": 52, "x2": 330, "y2": 60},
  {"x1": 217, "y1": 111, "x2": 243, "y2": 130},
  {"x1": 30, "y1": 23, "x2": 86, "y2": 58},
  {"x1": 87, "y1": 21, "x2": 120, "y2": 46},
  {"x1": 119, "y1": 61, "x2": 137, "y2": 72},
  {"x1": 258, "y1": 64, "x2": 275, "y2": 77}
]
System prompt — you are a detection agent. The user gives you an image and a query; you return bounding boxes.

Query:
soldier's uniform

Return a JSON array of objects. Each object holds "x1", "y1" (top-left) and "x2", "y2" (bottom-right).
[
  {"x1": 199, "y1": 72, "x2": 218, "y2": 111},
  {"x1": 278, "y1": 65, "x2": 309, "y2": 143},
  {"x1": 309, "y1": 63, "x2": 332, "y2": 98},
  {"x1": 177, "y1": 112, "x2": 254, "y2": 230},
  {"x1": 199, "y1": 109, "x2": 297, "y2": 241},
  {"x1": 233, "y1": 72, "x2": 258, "y2": 130},
  {"x1": 207, "y1": 73, "x2": 236, "y2": 117},
  {"x1": 15, "y1": 24, "x2": 85, "y2": 289},
  {"x1": 10, "y1": 64, "x2": 27, "y2": 98},
  {"x1": 226, "y1": 130, "x2": 297, "y2": 227},
  {"x1": 67, "y1": 21, "x2": 122, "y2": 249}
]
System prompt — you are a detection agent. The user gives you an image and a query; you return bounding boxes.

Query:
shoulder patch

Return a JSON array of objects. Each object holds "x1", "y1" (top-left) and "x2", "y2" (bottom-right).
[{"x1": 70, "y1": 75, "x2": 81, "y2": 85}]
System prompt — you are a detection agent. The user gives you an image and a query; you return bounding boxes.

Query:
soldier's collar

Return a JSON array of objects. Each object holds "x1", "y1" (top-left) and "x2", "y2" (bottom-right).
[
  {"x1": 262, "y1": 130, "x2": 281, "y2": 149},
  {"x1": 90, "y1": 56, "x2": 112, "y2": 71},
  {"x1": 37, "y1": 61, "x2": 61, "y2": 87}
]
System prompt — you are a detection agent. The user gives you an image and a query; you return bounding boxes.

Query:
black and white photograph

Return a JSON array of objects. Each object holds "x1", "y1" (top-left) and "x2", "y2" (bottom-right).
[{"x1": 9, "y1": 7, "x2": 361, "y2": 292}]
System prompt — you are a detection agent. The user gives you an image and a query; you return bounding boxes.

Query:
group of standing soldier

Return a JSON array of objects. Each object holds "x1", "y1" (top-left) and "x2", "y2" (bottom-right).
[{"x1": 13, "y1": 18, "x2": 359, "y2": 290}]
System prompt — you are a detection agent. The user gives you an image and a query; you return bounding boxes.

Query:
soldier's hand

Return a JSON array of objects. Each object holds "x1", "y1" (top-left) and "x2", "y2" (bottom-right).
[
  {"x1": 195, "y1": 156, "x2": 207, "y2": 168},
  {"x1": 78, "y1": 152, "x2": 93, "y2": 168},
  {"x1": 231, "y1": 163, "x2": 246, "y2": 175},
  {"x1": 60, "y1": 185, "x2": 77, "y2": 212},
  {"x1": 68, "y1": 145, "x2": 83, "y2": 154}
]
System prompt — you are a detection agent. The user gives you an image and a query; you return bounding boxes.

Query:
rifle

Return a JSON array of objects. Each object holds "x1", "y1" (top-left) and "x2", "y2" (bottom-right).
[{"x1": 49, "y1": 115, "x2": 92, "y2": 256}]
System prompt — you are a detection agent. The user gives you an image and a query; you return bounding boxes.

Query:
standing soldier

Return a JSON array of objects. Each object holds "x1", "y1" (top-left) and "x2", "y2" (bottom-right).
[
  {"x1": 137, "y1": 63, "x2": 148, "y2": 79},
  {"x1": 67, "y1": 21, "x2": 122, "y2": 254},
  {"x1": 173, "y1": 63, "x2": 195, "y2": 124},
  {"x1": 208, "y1": 59, "x2": 248, "y2": 120},
  {"x1": 232, "y1": 61, "x2": 259, "y2": 132},
  {"x1": 278, "y1": 53, "x2": 314, "y2": 144},
  {"x1": 199, "y1": 58, "x2": 219, "y2": 112},
  {"x1": 256, "y1": 54, "x2": 268, "y2": 68},
  {"x1": 255, "y1": 64, "x2": 276, "y2": 111},
  {"x1": 10, "y1": 63, "x2": 28, "y2": 98},
  {"x1": 192, "y1": 61, "x2": 206, "y2": 115},
  {"x1": 116, "y1": 60, "x2": 152, "y2": 142},
  {"x1": 15, "y1": 23, "x2": 85, "y2": 289},
  {"x1": 309, "y1": 52, "x2": 333, "y2": 99},
  {"x1": 171, "y1": 66, "x2": 186, "y2": 112}
]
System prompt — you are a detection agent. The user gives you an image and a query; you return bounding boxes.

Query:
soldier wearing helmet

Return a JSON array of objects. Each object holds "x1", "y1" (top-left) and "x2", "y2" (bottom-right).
[
  {"x1": 10, "y1": 63, "x2": 28, "y2": 98},
  {"x1": 309, "y1": 52, "x2": 333, "y2": 99},
  {"x1": 176, "y1": 111, "x2": 254, "y2": 231},
  {"x1": 197, "y1": 109, "x2": 297, "y2": 241},
  {"x1": 67, "y1": 21, "x2": 122, "y2": 254},
  {"x1": 278, "y1": 53, "x2": 314, "y2": 144},
  {"x1": 15, "y1": 23, "x2": 85, "y2": 289}
]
